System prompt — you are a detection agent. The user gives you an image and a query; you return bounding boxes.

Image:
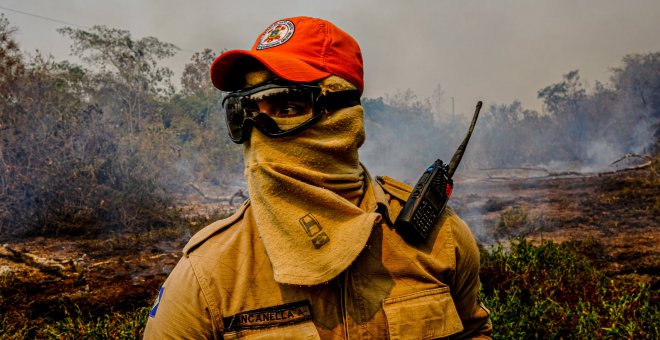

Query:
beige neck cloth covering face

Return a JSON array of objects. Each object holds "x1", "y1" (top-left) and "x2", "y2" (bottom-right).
[{"x1": 244, "y1": 75, "x2": 381, "y2": 286}]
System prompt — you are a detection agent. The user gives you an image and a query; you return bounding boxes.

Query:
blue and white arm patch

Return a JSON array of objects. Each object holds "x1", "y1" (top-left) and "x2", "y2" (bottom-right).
[{"x1": 149, "y1": 286, "x2": 165, "y2": 318}]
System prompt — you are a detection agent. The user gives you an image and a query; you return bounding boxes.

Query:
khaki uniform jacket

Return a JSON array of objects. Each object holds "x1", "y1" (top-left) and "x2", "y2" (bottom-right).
[{"x1": 144, "y1": 175, "x2": 492, "y2": 339}]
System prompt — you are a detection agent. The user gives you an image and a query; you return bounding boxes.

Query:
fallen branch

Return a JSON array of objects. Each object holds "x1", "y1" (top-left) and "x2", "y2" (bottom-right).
[
  {"x1": 611, "y1": 153, "x2": 651, "y2": 165},
  {"x1": 609, "y1": 153, "x2": 656, "y2": 174},
  {"x1": 480, "y1": 167, "x2": 549, "y2": 172},
  {"x1": 89, "y1": 252, "x2": 178, "y2": 268},
  {"x1": 149, "y1": 253, "x2": 177, "y2": 260},
  {"x1": 0, "y1": 244, "x2": 83, "y2": 277},
  {"x1": 599, "y1": 161, "x2": 653, "y2": 175},
  {"x1": 619, "y1": 161, "x2": 652, "y2": 171},
  {"x1": 546, "y1": 171, "x2": 584, "y2": 177},
  {"x1": 482, "y1": 167, "x2": 559, "y2": 180},
  {"x1": 89, "y1": 259, "x2": 114, "y2": 268},
  {"x1": 189, "y1": 183, "x2": 247, "y2": 205}
]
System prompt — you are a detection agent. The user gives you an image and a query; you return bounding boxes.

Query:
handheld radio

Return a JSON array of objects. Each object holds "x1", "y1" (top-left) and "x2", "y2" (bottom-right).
[{"x1": 395, "y1": 101, "x2": 483, "y2": 244}]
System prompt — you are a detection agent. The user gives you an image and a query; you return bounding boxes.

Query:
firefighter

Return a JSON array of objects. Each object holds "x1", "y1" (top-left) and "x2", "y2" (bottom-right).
[{"x1": 144, "y1": 16, "x2": 491, "y2": 339}]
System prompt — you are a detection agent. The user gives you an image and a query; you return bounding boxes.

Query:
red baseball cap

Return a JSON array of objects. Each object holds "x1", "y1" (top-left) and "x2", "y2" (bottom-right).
[{"x1": 210, "y1": 16, "x2": 364, "y2": 93}]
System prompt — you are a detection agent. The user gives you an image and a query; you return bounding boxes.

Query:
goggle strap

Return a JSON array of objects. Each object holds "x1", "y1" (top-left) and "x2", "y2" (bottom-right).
[{"x1": 320, "y1": 90, "x2": 362, "y2": 111}]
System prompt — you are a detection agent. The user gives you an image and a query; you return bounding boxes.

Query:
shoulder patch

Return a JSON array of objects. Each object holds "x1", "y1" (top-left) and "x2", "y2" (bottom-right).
[
  {"x1": 183, "y1": 200, "x2": 250, "y2": 255},
  {"x1": 149, "y1": 286, "x2": 165, "y2": 318},
  {"x1": 223, "y1": 300, "x2": 313, "y2": 332}
]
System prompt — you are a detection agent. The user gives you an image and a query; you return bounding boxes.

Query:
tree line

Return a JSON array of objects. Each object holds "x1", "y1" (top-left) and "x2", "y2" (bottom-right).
[
  {"x1": 364, "y1": 54, "x2": 659, "y2": 181},
  {"x1": 1, "y1": 15, "x2": 658, "y2": 236},
  {"x1": 0, "y1": 17, "x2": 240, "y2": 236}
]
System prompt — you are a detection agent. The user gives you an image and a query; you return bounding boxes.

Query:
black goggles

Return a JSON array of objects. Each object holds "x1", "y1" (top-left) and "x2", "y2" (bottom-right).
[{"x1": 222, "y1": 82, "x2": 361, "y2": 144}]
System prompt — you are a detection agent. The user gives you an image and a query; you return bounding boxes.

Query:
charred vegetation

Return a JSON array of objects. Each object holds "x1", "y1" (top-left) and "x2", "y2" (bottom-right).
[{"x1": 0, "y1": 15, "x2": 658, "y2": 338}]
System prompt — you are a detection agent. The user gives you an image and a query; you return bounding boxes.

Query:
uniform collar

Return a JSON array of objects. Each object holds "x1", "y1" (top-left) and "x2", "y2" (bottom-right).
[{"x1": 359, "y1": 164, "x2": 392, "y2": 226}]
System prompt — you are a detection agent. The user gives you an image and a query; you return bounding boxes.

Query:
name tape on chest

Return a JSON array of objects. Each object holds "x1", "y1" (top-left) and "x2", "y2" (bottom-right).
[{"x1": 223, "y1": 300, "x2": 313, "y2": 332}]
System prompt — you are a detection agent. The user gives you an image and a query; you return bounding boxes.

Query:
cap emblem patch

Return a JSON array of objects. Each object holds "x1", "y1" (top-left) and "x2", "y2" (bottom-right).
[{"x1": 257, "y1": 20, "x2": 295, "y2": 50}]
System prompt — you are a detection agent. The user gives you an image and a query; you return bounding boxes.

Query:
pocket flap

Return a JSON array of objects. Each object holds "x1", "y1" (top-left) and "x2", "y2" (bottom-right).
[{"x1": 383, "y1": 287, "x2": 463, "y2": 339}]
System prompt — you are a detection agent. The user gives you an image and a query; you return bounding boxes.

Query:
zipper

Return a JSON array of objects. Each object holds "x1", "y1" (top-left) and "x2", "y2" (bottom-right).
[{"x1": 338, "y1": 272, "x2": 350, "y2": 339}]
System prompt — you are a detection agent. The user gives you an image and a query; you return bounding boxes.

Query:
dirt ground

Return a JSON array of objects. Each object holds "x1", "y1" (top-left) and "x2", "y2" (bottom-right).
[
  {"x1": 452, "y1": 165, "x2": 659, "y2": 287},
  {"x1": 1, "y1": 166, "x2": 658, "y2": 323}
]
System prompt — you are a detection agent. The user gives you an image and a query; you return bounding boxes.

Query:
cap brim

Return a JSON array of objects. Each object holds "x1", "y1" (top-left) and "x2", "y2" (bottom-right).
[{"x1": 210, "y1": 50, "x2": 331, "y2": 91}]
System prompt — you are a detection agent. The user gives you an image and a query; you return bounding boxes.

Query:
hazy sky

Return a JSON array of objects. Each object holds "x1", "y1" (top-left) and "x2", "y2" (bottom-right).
[{"x1": 2, "y1": 0, "x2": 659, "y2": 113}]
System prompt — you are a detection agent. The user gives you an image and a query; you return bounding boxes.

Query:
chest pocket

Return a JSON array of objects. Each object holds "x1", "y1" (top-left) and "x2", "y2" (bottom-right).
[
  {"x1": 222, "y1": 320, "x2": 321, "y2": 340},
  {"x1": 383, "y1": 287, "x2": 463, "y2": 340}
]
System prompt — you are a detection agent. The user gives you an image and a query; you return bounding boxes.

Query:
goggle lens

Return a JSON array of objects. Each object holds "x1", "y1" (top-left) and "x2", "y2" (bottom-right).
[
  {"x1": 224, "y1": 99, "x2": 249, "y2": 142},
  {"x1": 222, "y1": 84, "x2": 322, "y2": 143}
]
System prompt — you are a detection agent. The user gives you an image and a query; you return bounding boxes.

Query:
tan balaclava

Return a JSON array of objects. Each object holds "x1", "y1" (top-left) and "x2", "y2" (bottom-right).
[{"x1": 243, "y1": 71, "x2": 380, "y2": 286}]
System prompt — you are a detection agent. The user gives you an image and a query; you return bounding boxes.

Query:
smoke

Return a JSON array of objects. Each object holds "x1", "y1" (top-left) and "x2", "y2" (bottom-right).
[
  {"x1": 360, "y1": 94, "x2": 469, "y2": 184},
  {"x1": 2, "y1": 13, "x2": 657, "y2": 242},
  {"x1": 357, "y1": 54, "x2": 659, "y2": 243},
  {"x1": 584, "y1": 141, "x2": 619, "y2": 170}
]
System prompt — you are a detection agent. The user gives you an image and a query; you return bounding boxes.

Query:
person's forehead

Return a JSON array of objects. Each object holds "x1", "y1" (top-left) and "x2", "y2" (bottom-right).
[{"x1": 244, "y1": 69, "x2": 274, "y2": 89}]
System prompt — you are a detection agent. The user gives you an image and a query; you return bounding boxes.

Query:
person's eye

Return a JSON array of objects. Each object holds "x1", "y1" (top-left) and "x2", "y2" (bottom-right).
[{"x1": 275, "y1": 102, "x2": 308, "y2": 117}]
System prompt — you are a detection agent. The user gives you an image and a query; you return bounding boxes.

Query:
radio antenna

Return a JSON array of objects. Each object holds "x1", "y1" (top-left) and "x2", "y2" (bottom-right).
[{"x1": 447, "y1": 101, "x2": 482, "y2": 178}]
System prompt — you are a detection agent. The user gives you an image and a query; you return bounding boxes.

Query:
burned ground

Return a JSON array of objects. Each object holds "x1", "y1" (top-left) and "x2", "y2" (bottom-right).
[
  {"x1": 453, "y1": 165, "x2": 659, "y2": 288},
  {"x1": 0, "y1": 166, "x2": 658, "y2": 334}
]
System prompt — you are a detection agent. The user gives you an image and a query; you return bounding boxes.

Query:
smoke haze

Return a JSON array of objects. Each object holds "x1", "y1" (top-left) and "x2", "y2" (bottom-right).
[
  {"x1": 1, "y1": 0, "x2": 660, "y2": 113},
  {"x1": 1, "y1": 7, "x2": 658, "y2": 242}
]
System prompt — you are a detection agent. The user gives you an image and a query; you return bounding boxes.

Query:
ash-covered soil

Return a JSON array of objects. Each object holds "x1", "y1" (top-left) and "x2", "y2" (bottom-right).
[
  {"x1": 0, "y1": 233, "x2": 184, "y2": 321},
  {"x1": 452, "y1": 166, "x2": 659, "y2": 287},
  {"x1": 1, "y1": 166, "x2": 658, "y2": 322}
]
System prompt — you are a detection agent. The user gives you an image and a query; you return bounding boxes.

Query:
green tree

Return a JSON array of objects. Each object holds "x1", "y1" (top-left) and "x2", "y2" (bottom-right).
[
  {"x1": 1, "y1": 21, "x2": 178, "y2": 236},
  {"x1": 471, "y1": 101, "x2": 549, "y2": 167},
  {"x1": 0, "y1": 14, "x2": 24, "y2": 101},
  {"x1": 610, "y1": 52, "x2": 660, "y2": 153},
  {"x1": 58, "y1": 26, "x2": 177, "y2": 135},
  {"x1": 538, "y1": 70, "x2": 586, "y2": 115},
  {"x1": 163, "y1": 49, "x2": 242, "y2": 185},
  {"x1": 537, "y1": 70, "x2": 588, "y2": 160}
]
